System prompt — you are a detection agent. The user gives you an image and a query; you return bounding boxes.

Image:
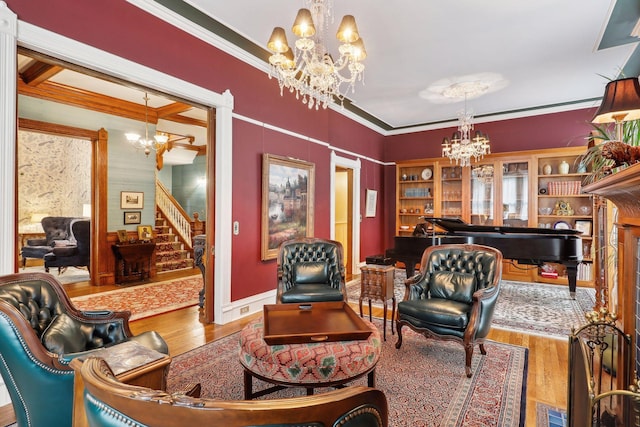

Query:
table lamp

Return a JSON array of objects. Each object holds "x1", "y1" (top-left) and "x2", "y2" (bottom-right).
[{"x1": 592, "y1": 77, "x2": 640, "y2": 142}]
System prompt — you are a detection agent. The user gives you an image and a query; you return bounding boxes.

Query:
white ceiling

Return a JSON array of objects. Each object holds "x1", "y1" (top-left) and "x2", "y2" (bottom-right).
[{"x1": 172, "y1": 0, "x2": 640, "y2": 131}]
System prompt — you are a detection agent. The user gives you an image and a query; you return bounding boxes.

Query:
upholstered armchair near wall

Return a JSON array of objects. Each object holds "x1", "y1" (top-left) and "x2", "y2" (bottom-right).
[
  {"x1": 80, "y1": 357, "x2": 388, "y2": 427},
  {"x1": 276, "y1": 238, "x2": 346, "y2": 304},
  {"x1": 44, "y1": 218, "x2": 91, "y2": 273},
  {"x1": 0, "y1": 272, "x2": 168, "y2": 427},
  {"x1": 395, "y1": 244, "x2": 503, "y2": 377},
  {"x1": 20, "y1": 216, "x2": 76, "y2": 269}
]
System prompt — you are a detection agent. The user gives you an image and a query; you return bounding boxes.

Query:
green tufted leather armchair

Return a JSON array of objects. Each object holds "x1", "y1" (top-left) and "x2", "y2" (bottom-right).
[
  {"x1": 276, "y1": 238, "x2": 347, "y2": 304},
  {"x1": 0, "y1": 272, "x2": 168, "y2": 427},
  {"x1": 395, "y1": 244, "x2": 503, "y2": 377},
  {"x1": 81, "y1": 357, "x2": 388, "y2": 427}
]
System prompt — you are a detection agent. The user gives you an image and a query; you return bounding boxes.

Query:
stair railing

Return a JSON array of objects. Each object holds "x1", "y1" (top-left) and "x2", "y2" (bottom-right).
[{"x1": 155, "y1": 179, "x2": 193, "y2": 250}]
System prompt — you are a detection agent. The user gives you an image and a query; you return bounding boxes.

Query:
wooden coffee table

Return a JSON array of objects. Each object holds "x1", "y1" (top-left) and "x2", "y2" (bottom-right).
[{"x1": 239, "y1": 302, "x2": 382, "y2": 399}]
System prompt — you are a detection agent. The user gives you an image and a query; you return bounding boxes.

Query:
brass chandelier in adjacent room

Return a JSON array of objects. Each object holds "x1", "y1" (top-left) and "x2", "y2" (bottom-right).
[
  {"x1": 126, "y1": 93, "x2": 195, "y2": 158},
  {"x1": 441, "y1": 83, "x2": 491, "y2": 167},
  {"x1": 266, "y1": 0, "x2": 367, "y2": 110}
]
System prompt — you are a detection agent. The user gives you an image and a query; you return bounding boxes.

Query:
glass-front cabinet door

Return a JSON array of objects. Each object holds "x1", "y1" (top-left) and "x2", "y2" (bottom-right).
[
  {"x1": 470, "y1": 164, "x2": 495, "y2": 225},
  {"x1": 501, "y1": 161, "x2": 529, "y2": 227},
  {"x1": 440, "y1": 165, "x2": 462, "y2": 220}
]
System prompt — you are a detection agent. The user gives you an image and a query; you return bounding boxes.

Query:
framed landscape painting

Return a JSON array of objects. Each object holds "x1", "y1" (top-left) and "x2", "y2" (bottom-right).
[{"x1": 261, "y1": 153, "x2": 315, "y2": 260}]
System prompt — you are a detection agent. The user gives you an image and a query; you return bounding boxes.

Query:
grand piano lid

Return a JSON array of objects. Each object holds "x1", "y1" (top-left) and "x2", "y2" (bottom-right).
[{"x1": 421, "y1": 217, "x2": 582, "y2": 236}]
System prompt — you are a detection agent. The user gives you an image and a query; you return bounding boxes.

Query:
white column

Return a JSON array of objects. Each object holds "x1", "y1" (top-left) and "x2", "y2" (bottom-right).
[
  {"x1": 0, "y1": 0, "x2": 16, "y2": 408},
  {"x1": 0, "y1": 1, "x2": 17, "y2": 277}
]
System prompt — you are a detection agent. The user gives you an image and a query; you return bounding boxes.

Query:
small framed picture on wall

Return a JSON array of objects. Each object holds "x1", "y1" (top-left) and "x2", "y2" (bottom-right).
[
  {"x1": 121, "y1": 191, "x2": 144, "y2": 209},
  {"x1": 123, "y1": 211, "x2": 141, "y2": 225}
]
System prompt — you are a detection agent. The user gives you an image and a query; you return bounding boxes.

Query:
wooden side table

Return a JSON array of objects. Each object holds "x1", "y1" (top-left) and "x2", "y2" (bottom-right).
[
  {"x1": 71, "y1": 341, "x2": 171, "y2": 427},
  {"x1": 359, "y1": 265, "x2": 396, "y2": 340},
  {"x1": 112, "y1": 242, "x2": 156, "y2": 284}
]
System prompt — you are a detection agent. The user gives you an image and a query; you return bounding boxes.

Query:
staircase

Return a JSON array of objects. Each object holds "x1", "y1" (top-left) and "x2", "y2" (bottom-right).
[{"x1": 154, "y1": 210, "x2": 194, "y2": 273}]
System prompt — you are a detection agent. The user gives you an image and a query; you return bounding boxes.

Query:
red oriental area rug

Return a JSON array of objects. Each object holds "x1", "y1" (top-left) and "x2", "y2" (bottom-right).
[
  {"x1": 168, "y1": 318, "x2": 527, "y2": 427},
  {"x1": 71, "y1": 274, "x2": 202, "y2": 320}
]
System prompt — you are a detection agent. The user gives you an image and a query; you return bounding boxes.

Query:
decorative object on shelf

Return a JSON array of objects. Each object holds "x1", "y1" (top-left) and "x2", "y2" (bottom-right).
[
  {"x1": 401, "y1": 174, "x2": 408, "y2": 181},
  {"x1": 542, "y1": 164, "x2": 552, "y2": 175},
  {"x1": 538, "y1": 207, "x2": 552, "y2": 215},
  {"x1": 441, "y1": 82, "x2": 491, "y2": 167},
  {"x1": 553, "y1": 220, "x2": 571, "y2": 230},
  {"x1": 137, "y1": 225, "x2": 153, "y2": 241},
  {"x1": 574, "y1": 220, "x2": 592, "y2": 236},
  {"x1": 539, "y1": 188, "x2": 547, "y2": 194},
  {"x1": 552, "y1": 200, "x2": 574, "y2": 216},
  {"x1": 559, "y1": 161, "x2": 570, "y2": 175},
  {"x1": 471, "y1": 164, "x2": 494, "y2": 183},
  {"x1": 421, "y1": 168, "x2": 432, "y2": 180},
  {"x1": 265, "y1": 0, "x2": 366, "y2": 110},
  {"x1": 577, "y1": 161, "x2": 587, "y2": 173},
  {"x1": 578, "y1": 206, "x2": 592, "y2": 215}
]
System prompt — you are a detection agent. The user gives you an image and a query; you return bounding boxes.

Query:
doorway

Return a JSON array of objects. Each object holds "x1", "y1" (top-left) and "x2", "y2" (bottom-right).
[{"x1": 330, "y1": 152, "x2": 361, "y2": 278}]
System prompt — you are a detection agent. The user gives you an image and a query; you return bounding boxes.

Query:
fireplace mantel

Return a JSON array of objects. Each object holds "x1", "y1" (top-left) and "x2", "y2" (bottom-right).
[
  {"x1": 583, "y1": 161, "x2": 640, "y2": 390},
  {"x1": 583, "y1": 162, "x2": 640, "y2": 226}
]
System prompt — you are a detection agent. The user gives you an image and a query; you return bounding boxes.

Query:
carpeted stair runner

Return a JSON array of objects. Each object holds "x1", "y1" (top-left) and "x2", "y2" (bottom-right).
[{"x1": 154, "y1": 211, "x2": 194, "y2": 273}]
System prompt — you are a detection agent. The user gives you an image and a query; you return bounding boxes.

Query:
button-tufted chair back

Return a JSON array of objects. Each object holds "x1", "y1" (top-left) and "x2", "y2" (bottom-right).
[
  {"x1": 0, "y1": 272, "x2": 168, "y2": 427},
  {"x1": 276, "y1": 238, "x2": 346, "y2": 303},
  {"x1": 420, "y1": 245, "x2": 498, "y2": 294},
  {"x1": 396, "y1": 244, "x2": 503, "y2": 377}
]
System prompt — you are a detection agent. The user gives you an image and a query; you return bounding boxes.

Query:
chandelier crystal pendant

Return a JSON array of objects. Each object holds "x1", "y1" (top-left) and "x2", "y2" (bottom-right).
[
  {"x1": 441, "y1": 85, "x2": 491, "y2": 167},
  {"x1": 266, "y1": 0, "x2": 367, "y2": 110}
]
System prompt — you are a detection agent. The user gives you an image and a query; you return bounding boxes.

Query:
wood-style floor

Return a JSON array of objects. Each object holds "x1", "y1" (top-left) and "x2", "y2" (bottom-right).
[{"x1": 1, "y1": 269, "x2": 567, "y2": 427}]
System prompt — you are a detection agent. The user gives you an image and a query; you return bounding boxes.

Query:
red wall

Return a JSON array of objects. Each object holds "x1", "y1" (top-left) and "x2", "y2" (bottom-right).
[{"x1": 8, "y1": 0, "x2": 603, "y2": 302}]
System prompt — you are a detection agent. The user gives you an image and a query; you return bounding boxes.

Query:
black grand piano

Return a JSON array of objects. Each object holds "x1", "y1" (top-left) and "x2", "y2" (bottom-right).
[{"x1": 385, "y1": 217, "x2": 584, "y2": 297}]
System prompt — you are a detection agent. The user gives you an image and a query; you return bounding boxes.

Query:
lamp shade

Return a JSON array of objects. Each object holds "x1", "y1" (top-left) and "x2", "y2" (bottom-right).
[
  {"x1": 292, "y1": 8, "x2": 315, "y2": 38},
  {"x1": 592, "y1": 77, "x2": 640, "y2": 123},
  {"x1": 267, "y1": 27, "x2": 290, "y2": 53},
  {"x1": 336, "y1": 15, "x2": 359, "y2": 43}
]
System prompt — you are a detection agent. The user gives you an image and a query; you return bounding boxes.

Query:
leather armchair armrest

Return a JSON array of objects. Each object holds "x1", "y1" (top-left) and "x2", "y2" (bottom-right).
[
  {"x1": 80, "y1": 310, "x2": 116, "y2": 318},
  {"x1": 26, "y1": 238, "x2": 47, "y2": 246},
  {"x1": 402, "y1": 271, "x2": 429, "y2": 301}
]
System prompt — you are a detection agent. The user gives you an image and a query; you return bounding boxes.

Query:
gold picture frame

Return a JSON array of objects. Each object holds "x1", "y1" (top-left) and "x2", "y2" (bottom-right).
[
  {"x1": 137, "y1": 225, "x2": 153, "y2": 241},
  {"x1": 261, "y1": 153, "x2": 315, "y2": 260},
  {"x1": 116, "y1": 229, "x2": 128, "y2": 243}
]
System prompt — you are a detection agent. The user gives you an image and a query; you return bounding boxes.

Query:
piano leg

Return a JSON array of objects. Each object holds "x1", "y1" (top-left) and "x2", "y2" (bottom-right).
[{"x1": 566, "y1": 262, "x2": 578, "y2": 299}]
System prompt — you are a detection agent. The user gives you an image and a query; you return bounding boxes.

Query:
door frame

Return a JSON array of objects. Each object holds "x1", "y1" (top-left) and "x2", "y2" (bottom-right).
[
  {"x1": 0, "y1": 14, "x2": 234, "y2": 324},
  {"x1": 329, "y1": 151, "x2": 361, "y2": 276}
]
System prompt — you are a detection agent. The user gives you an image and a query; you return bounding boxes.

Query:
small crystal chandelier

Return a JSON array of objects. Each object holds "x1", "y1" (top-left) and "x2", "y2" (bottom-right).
[
  {"x1": 266, "y1": 0, "x2": 367, "y2": 110},
  {"x1": 441, "y1": 84, "x2": 491, "y2": 167},
  {"x1": 125, "y1": 93, "x2": 168, "y2": 157}
]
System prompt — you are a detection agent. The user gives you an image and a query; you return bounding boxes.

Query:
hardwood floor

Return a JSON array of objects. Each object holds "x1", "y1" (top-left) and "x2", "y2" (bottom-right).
[{"x1": 1, "y1": 270, "x2": 567, "y2": 427}]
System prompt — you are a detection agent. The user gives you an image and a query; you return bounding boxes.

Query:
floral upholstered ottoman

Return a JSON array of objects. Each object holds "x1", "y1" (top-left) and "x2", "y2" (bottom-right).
[{"x1": 239, "y1": 317, "x2": 381, "y2": 399}]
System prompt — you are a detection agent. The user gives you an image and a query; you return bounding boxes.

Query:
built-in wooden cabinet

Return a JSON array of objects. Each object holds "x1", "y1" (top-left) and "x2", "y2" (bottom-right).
[{"x1": 395, "y1": 147, "x2": 595, "y2": 286}]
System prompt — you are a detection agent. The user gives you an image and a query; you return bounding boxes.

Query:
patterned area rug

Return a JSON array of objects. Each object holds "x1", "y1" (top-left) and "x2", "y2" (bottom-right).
[
  {"x1": 71, "y1": 274, "x2": 202, "y2": 320},
  {"x1": 167, "y1": 318, "x2": 528, "y2": 427},
  {"x1": 23, "y1": 265, "x2": 90, "y2": 284},
  {"x1": 347, "y1": 269, "x2": 595, "y2": 339}
]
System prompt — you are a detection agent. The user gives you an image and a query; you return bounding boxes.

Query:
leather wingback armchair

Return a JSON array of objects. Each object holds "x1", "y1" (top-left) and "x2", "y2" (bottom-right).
[
  {"x1": 20, "y1": 216, "x2": 76, "y2": 269},
  {"x1": 44, "y1": 218, "x2": 91, "y2": 273},
  {"x1": 80, "y1": 357, "x2": 388, "y2": 427},
  {"x1": 0, "y1": 272, "x2": 168, "y2": 427},
  {"x1": 276, "y1": 238, "x2": 346, "y2": 303},
  {"x1": 395, "y1": 244, "x2": 503, "y2": 377}
]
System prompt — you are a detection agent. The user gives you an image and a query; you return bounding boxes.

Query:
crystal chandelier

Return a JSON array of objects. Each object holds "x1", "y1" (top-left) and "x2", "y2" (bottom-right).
[
  {"x1": 266, "y1": 0, "x2": 367, "y2": 110},
  {"x1": 441, "y1": 83, "x2": 491, "y2": 167}
]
